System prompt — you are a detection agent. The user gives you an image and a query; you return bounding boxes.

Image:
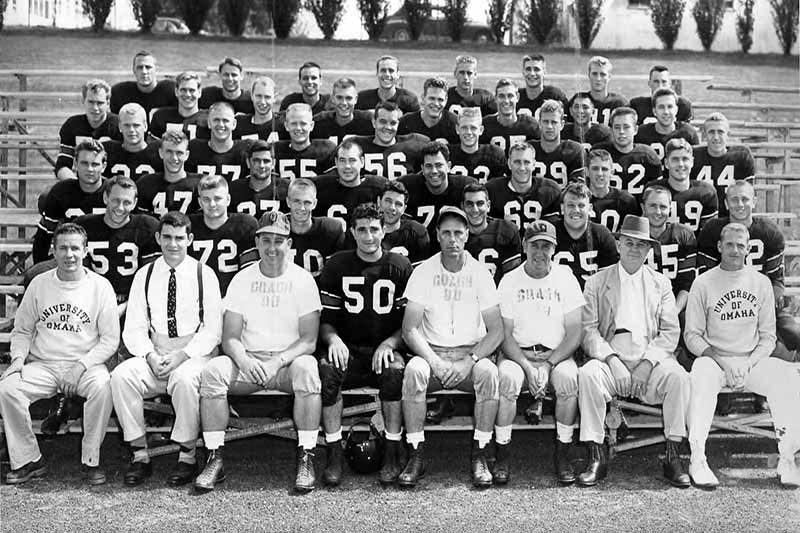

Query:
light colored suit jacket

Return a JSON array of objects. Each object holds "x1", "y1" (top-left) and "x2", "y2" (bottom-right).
[{"x1": 581, "y1": 263, "x2": 679, "y2": 366}]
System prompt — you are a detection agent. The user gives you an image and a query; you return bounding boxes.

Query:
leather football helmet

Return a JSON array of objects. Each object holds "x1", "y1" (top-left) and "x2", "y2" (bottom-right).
[{"x1": 344, "y1": 419, "x2": 385, "y2": 474}]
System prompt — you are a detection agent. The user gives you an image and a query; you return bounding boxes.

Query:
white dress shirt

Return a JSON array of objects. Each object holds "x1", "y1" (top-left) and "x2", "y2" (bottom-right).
[{"x1": 614, "y1": 263, "x2": 647, "y2": 359}]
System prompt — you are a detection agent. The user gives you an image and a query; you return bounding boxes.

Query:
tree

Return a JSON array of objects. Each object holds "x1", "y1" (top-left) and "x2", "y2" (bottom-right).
[
  {"x1": 306, "y1": 0, "x2": 344, "y2": 40},
  {"x1": 358, "y1": 0, "x2": 390, "y2": 41},
  {"x1": 650, "y1": 0, "x2": 685, "y2": 51},
  {"x1": 221, "y1": 0, "x2": 253, "y2": 36},
  {"x1": 178, "y1": 0, "x2": 214, "y2": 34},
  {"x1": 487, "y1": 0, "x2": 511, "y2": 44},
  {"x1": 131, "y1": 0, "x2": 161, "y2": 33},
  {"x1": 82, "y1": 0, "x2": 115, "y2": 32},
  {"x1": 570, "y1": 0, "x2": 605, "y2": 50},
  {"x1": 265, "y1": 0, "x2": 301, "y2": 39},
  {"x1": 735, "y1": 0, "x2": 755, "y2": 54},
  {"x1": 692, "y1": 0, "x2": 725, "y2": 51},
  {"x1": 769, "y1": 0, "x2": 799, "y2": 56},
  {"x1": 528, "y1": 0, "x2": 561, "y2": 45},
  {"x1": 442, "y1": 0, "x2": 469, "y2": 42},
  {"x1": 403, "y1": 0, "x2": 431, "y2": 40}
]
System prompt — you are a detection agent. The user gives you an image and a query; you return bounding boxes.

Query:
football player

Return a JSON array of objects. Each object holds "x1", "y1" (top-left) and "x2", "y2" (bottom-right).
[
  {"x1": 379, "y1": 181, "x2": 431, "y2": 266},
  {"x1": 634, "y1": 88, "x2": 699, "y2": 161},
  {"x1": 448, "y1": 107, "x2": 507, "y2": 184},
  {"x1": 233, "y1": 76, "x2": 286, "y2": 143},
  {"x1": 529, "y1": 99, "x2": 586, "y2": 188},
  {"x1": 280, "y1": 61, "x2": 331, "y2": 115},
  {"x1": 648, "y1": 138, "x2": 718, "y2": 233},
  {"x1": 317, "y1": 203, "x2": 413, "y2": 486},
  {"x1": 149, "y1": 71, "x2": 206, "y2": 141},
  {"x1": 110, "y1": 50, "x2": 176, "y2": 116},
  {"x1": 311, "y1": 78, "x2": 374, "y2": 145},
  {"x1": 398, "y1": 77, "x2": 459, "y2": 144},
  {"x1": 103, "y1": 103, "x2": 162, "y2": 181},
  {"x1": 517, "y1": 54, "x2": 568, "y2": 119},
  {"x1": 561, "y1": 92, "x2": 613, "y2": 150},
  {"x1": 55, "y1": 79, "x2": 120, "y2": 181},
  {"x1": 592, "y1": 107, "x2": 662, "y2": 201},
  {"x1": 188, "y1": 175, "x2": 258, "y2": 296},
  {"x1": 551, "y1": 182, "x2": 619, "y2": 288},
  {"x1": 485, "y1": 142, "x2": 561, "y2": 234},
  {"x1": 586, "y1": 149, "x2": 639, "y2": 232},
  {"x1": 446, "y1": 55, "x2": 496, "y2": 116},
  {"x1": 286, "y1": 178, "x2": 345, "y2": 277},
  {"x1": 571, "y1": 56, "x2": 627, "y2": 126},
  {"x1": 185, "y1": 102, "x2": 249, "y2": 182},
  {"x1": 690, "y1": 112, "x2": 755, "y2": 216},
  {"x1": 629, "y1": 65, "x2": 693, "y2": 125},
  {"x1": 355, "y1": 55, "x2": 420, "y2": 114},
  {"x1": 481, "y1": 78, "x2": 541, "y2": 154},
  {"x1": 198, "y1": 56, "x2": 254, "y2": 114},
  {"x1": 136, "y1": 131, "x2": 201, "y2": 217},
  {"x1": 273, "y1": 103, "x2": 337, "y2": 180},
  {"x1": 229, "y1": 140, "x2": 289, "y2": 219}
]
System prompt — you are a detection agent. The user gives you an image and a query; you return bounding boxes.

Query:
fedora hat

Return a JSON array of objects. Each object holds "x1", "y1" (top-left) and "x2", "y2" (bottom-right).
[{"x1": 614, "y1": 215, "x2": 658, "y2": 244}]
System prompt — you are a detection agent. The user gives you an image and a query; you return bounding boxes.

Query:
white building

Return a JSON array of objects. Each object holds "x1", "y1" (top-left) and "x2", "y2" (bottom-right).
[{"x1": 3, "y1": 0, "x2": 138, "y2": 30}]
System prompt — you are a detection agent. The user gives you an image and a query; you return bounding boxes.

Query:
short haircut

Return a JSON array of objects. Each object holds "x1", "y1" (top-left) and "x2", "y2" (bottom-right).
[
  {"x1": 285, "y1": 102, "x2": 313, "y2": 117},
  {"x1": 508, "y1": 142, "x2": 534, "y2": 159},
  {"x1": 161, "y1": 130, "x2": 188, "y2": 147},
  {"x1": 218, "y1": 56, "x2": 243, "y2": 73},
  {"x1": 288, "y1": 177, "x2": 317, "y2": 197},
  {"x1": 652, "y1": 88, "x2": 678, "y2": 108},
  {"x1": 420, "y1": 141, "x2": 449, "y2": 161},
  {"x1": 462, "y1": 182, "x2": 489, "y2": 202},
  {"x1": 437, "y1": 210, "x2": 467, "y2": 228},
  {"x1": 158, "y1": 211, "x2": 191, "y2": 234},
  {"x1": 495, "y1": 78, "x2": 517, "y2": 93},
  {"x1": 132, "y1": 50, "x2": 154, "y2": 66},
  {"x1": 588, "y1": 148, "x2": 612, "y2": 164},
  {"x1": 458, "y1": 107, "x2": 482, "y2": 122},
  {"x1": 538, "y1": 99, "x2": 564, "y2": 117},
  {"x1": 104, "y1": 175, "x2": 138, "y2": 197},
  {"x1": 381, "y1": 180, "x2": 409, "y2": 202},
  {"x1": 75, "y1": 139, "x2": 106, "y2": 162},
  {"x1": 251, "y1": 76, "x2": 275, "y2": 93},
  {"x1": 664, "y1": 137, "x2": 693, "y2": 158},
  {"x1": 298, "y1": 61, "x2": 321, "y2": 77},
  {"x1": 455, "y1": 54, "x2": 477, "y2": 68},
  {"x1": 522, "y1": 53, "x2": 546, "y2": 65},
  {"x1": 561, "y1": 181, "x2": 591, "y2": 202},
  {"x1": 720, "y1": 222, "x2": 749, "y2": 243},
  {"x1": 197, "y1": 174, "x2": 229, "y2": 193},
  {"x1": 587, "y1": 55, "x2": 612, "y2": 72},
  {"x1": 569, "y1": 91, "x2": 595, "y2": 108},
  {"x1": 704, "y1": 111, "x2": 730, "y2": 130},
  {"x1": 376, "y1": 55, "x2": 399, "y2": 71},
  {"x1": 53, "y1": 222, "x2": 88, "y2": 247},
  {"x1": 649, "y1": 65, "x2": 670, "y2": 78},
  {"x1": 374, "y1": 101, "x2": 401, "y2": 116},
  {"x1": 332, "y1": 77, "x2": 357, "y2": 92},
  {"x1": 81, "y1": 79, "x2": 111, "y2": 100},
  {"x1": 208, "y1": 101, "x2": 235, "y2": 116},
  {"x1": 423, "y1": 77, "x2": 448, "y2": 95},
  {"x1": 350, "y1": 203, "x2": 383, "y2": 227},
  {"x1": 337, "y1": 138, "x2": 364, "y2": 157},
  {"x1": 118, "y1": 102, "x2": 147, "y2": 122},
  {"x1": 175, "y1": 71, "x2": 202, "y2": 87},
  {"x1": 247, "y1": 140, "x2": 272, "y2": 158},
  {"x1": 642, "y1": 184, "x2": 672, "y2": 203},
  {"x1": 725, "y1": 179, "x2": 755, "y2": 198},
  {"x1": 610, "y1": 106, "x2": 638, "y2": 126}
]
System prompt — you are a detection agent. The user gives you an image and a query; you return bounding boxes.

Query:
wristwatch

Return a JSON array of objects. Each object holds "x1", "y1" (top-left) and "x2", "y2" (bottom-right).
[{"x1": 470, "y1": 353, "x2": 479, "y2": 364}]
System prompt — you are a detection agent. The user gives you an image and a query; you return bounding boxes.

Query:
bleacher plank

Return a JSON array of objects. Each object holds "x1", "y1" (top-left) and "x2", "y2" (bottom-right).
[
  {"x1": 0, "y1": 208, "x2": 39, "y2": 226},
  {"x1": 693, "y1": 102, "x2": 800, "y2": 113}
]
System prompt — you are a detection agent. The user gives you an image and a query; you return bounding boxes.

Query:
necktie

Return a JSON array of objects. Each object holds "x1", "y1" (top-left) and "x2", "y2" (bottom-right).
[{"x1": 167, "y1": 267, "x2": 178, "y2": 338}]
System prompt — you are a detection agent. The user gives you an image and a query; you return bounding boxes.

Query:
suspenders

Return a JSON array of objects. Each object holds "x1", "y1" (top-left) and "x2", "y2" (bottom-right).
[{"x1": 144, "y1": 260, "x2": 205, "y2": 334}]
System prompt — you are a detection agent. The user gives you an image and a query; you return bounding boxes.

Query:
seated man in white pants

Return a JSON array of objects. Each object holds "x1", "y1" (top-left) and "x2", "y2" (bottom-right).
[
  {"x1": 579, "y1": 215, "x2": 690, "y2": 488},
  {"x1": 0, "y1": 223, "x2": 118, "y2": 485},
  {"x1": 685, "y1": 222, "x2": 800, "y2": 488},
  {"x1": 112, "y1": 211, "x2": 222, "y2": 487},
  {"x1": 496, "y1": 220, "x2": 584, "y2": 485},
  {"x1": 194, "y1": 211, "x2": 322, "y2": 494},
  {"x1": 399, "y1": 206, "x2": 504, "y2": 488}
]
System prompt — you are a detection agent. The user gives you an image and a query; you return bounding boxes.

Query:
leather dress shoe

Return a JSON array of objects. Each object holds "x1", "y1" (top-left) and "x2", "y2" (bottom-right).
[
  {"x1": 167, "y1": 461, "x2": 198, "y2": 487},
  {"x1": 577, "y1": 442, "x2": 607, "y2": 486},
  {"x1": 663, "y1": 440, "x2": 690, "y2": 488},
  {"x1": 5, "y1": 457, "x2": 47, "y2": 484},
  {"x1": 124, "y1": 461, "x2": 152, "y2": 487}
]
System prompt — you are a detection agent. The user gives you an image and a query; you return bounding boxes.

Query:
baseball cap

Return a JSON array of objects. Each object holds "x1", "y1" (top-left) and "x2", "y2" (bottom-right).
[
  {"x1": 437, "y1": 206, "x2": 469, "y2": 227},
  {"x1": 524, "y1": 220, "x2": 557, "y2": 245},
  {"x1": 256, "y1": 210, "x2": 290, "y2": 236}
]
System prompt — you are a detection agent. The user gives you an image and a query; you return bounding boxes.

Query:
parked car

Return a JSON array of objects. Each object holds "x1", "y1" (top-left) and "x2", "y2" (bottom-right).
[
  {"x1": 152, "y1": 17, "x2": 191, "y2": 35},
  {"x1": 380, "y1": 6, "x2": 495, "y2": 43}
]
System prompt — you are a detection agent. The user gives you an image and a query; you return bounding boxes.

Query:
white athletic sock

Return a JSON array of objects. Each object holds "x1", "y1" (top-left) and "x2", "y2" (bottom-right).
[
  {"x1": 494, "y1": 425, "x2": 512, "y2": 445},
  {"x1": 556, "y1": 422, "x2": 576, "y2": 444},
  {"x1": 297, "y1": 429, "x2": 319, "y2": 450},
  {"x1": 325, "y1": 429, "x2": 342, "y2": 443},
  {"x1": 474, "y1": 429, "x2": 493, "y2": 449},
  {"x1": 384, "y1": 431, "x2": 403, "y2": 442},
  {"x1": 132, "y1": 448, "x2": 150, "y2": 464},
  {"x1": 406, "y1": 431, "x2": 425, "y2": 449},
  {"x1": 203, "y1": 431, "x2": 225, "y2": 450}
]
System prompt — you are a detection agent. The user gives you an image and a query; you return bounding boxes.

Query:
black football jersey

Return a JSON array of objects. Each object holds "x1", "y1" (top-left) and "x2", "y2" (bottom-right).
[
  {"x1": 229, "y1": 176, "x2": 290, "y2": 219},
  {"x1": 311, "y1": 110, "x2": 375, "y2": 145},
  {"x1": 232, "y1": 111, "x2": 287, "y2": 143},
  {"x1": 311, "y1": 173, "x2": 388, "y2": 230},
  {"x1": 75, "y1": 213, "x2": 160, "y2": 298},
  {"x1": 398, "y1": 173, "x2": 477, "y2": 236},
  {"x1": 398, "y1": 110, "x2": 460, "y2": 145},
  {"x1": 319, "y1": 250, "x2": 413, "y2": 347},
  {"x1": 382, "y1": 217, "x2": 431, "y2": 266},
  {"x1": 198, "y1": 87, "x2": 254, "y2": 114},
  {"x1": 648, "y1": 178, "x2": 719, "y2": 233},
  {"x1": 148, "y1": 108, "x2": 206, "y2": 140},
  {"x1": 589, "y1": 187, "x2": 641, "y2": 232},
  {"x1": 486, "y1": 176, "x2": 561, "y2": 233},
  {"x1": 188, "y1": 213, "x2": 258, "y2": 295},
  {"x1": 530, "y1": 139, "x2": 586, "y2": 188},
  {"x1": 102, "y1": 140, "x2": 163, "y2": 181},
  {"x1": 279, "y1": 92, "x2": 332, "y2": 115},
  {"x1": 561, "y1": 122, "x2": 613, "y2": 150},
  {"x1": 352, "y1": 133, "x2": 429, "y2": 180},
  {"x1": 465, "y1": 217, "x2": 522, "y2": 285},
  {"x1": 591, "y1": 142, "x2": 663, "y2": 201},
  {"x1": 552, "y1": 218, "x2": 619, "y2": 288},
  {"x1": 644, "y1": 222, "x2": 697, "y2": 296},
  {"x1": 448, "y1": 143, "x2": 507, "y2": 184},
  {"x1": 110, "y1": 79, "x2": 177, "y2": 116},
  {"x1": 290, "y1": 217, "x2": 346, "y2": 277},
  {"x1": 634, "y1": 121, "x2": 700, "y2": 161},
  {"x1": 446, "y1": 87, "x2": 496, "y2": 116},
  {"x1": 354, "y1": 87, "x2": 420, "y2": 114},
  {"x1": 135, "y1": 172, "x2": 202, "y2": 217},
  {"x1": 629, "y1": 95, "x2": 693, "y2": 125},
  {"x1": 56, "y1": 113, "x2": 121, "y2": 174},
  {"x1": 480, "y1": 114, "x2": 541, "y2": 154},
  {"x1": 690, "y1": 146, "x2": 756, "y2": 217},
  {"x1": 185, "y1": 139, "x2": 250, "y2": 182},
  {"x1": 272, "y1": 139, "x2": 336, "y2": 180},
  {"x1": 516, "y1": 85, "x2": 569, "y2": 119},
  {"x1": 568, "y1": 92, "x2": 627, "y2": 125}
]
